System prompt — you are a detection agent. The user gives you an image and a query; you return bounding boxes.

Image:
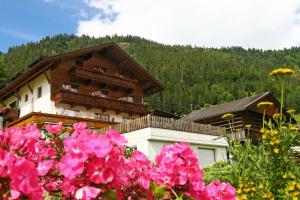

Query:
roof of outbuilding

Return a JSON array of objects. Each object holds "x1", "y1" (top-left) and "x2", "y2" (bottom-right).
[{"x1": 181, "y1": 92, "x2": 271, "y2": 121}]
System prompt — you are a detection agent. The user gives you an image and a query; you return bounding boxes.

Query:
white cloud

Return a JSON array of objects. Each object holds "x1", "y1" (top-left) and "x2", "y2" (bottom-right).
[{"x1": 77, "y1": 0, "x2": 300, "y2": 49}]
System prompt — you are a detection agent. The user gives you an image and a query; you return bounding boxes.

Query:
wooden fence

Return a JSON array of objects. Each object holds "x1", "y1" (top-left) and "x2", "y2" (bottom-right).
[{"x1": 99, "y1": 115, "x2": 225, "y2": 135}]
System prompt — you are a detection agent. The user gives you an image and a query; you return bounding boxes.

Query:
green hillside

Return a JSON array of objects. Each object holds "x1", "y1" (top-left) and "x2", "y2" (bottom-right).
[{"x1": 0, "y1": 34, "x2": 299, "y2": 115}]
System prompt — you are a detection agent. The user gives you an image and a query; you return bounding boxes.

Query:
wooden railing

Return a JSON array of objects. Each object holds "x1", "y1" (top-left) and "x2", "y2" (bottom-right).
[
  {"x1": 8, "y1": 112, "x2": 115, "y2": 129},
  {"x1": 52, "y1": 89, "x2": 148, "y2": 115},
  {"x1": 71, "y1": 66, "x2": 137, "y2": 89},
  {"x1": 99, "y1": 115, "x2": 225, "y2": 135}
]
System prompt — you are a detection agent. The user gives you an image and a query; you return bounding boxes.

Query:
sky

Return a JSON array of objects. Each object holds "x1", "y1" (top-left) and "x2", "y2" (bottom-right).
[{"x1": 1, "y1": 0, "x2": 300, "y2": 52}]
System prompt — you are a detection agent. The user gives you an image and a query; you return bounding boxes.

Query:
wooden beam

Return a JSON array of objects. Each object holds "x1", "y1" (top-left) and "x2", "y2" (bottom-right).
[
  {"x1": 26, "y1": 83, "x2": 33, "y2": 94},
  {"x1": 0, "y1": 100, "x2": 6, "y2": 107},
  {"x1": 14, "y1": 90, "x2": 21, "y2": 100},
  {"x1": 43, "y1": 72, "x2": 50, "y2": 84},
  {"x1": 141, "y1": 82, "x2": 153, "y2": 91}
]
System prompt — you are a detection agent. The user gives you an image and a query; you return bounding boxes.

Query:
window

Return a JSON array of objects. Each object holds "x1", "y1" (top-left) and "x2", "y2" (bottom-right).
[
  {"x1": 37, "y1": 87, "x2": 42, "y2": 98},
  {"x1": 24, "y1": 94, "x2": 28, "y2": 102},
  {"x1": 95, "y1": 113, "x2": 110, "y2": 121}
]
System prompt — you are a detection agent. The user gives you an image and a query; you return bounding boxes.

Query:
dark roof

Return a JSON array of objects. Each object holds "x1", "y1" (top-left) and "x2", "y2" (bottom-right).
[
  {"x1": 181, "y1": 92, "x2": 271, "y2": 121},
  {"x1": 0, "y1": 42, "x2": 164, "y2": 100}
]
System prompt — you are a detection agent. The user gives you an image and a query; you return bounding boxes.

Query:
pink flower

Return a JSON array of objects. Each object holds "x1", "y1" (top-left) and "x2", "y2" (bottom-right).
[
  {"x1": 152, "y1": 142, "x2": 205, "y2": 193},
  {"x1": 44, "y1": 122, "x2": 62, "y2": 135},
  {"x1": 201, "y1": 180, "x2": 236, "y2": 200},
  {"x1": 87, "y1": 158, "x2": 114, "y2": 184},
  {"x1": 73, "y1": 122, "x2": 87, "y2": 131},
  {"x1": 58, "y1": 154, "x2": 85, "y2": 179},
  {"x1": 86, "y1": 135, "x2": 112, "y2": 158},
  {"x1": 10, "y1": 159, "x2": 41, "y2": 197},
  {"x1": 37, "y1": 160, "x2": 54, "y2": 176},
  {"x1": 75, "y1": 186, "x2": 101, "y2": 200},
  {"x1": 106, "y1": 129, "x2": 128, "y2": 145}
]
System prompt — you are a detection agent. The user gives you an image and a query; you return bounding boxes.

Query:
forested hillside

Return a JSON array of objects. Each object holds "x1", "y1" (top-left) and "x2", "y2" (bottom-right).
[{"x1": 0, "y1": 34, "x2": 299, "y2": 115}]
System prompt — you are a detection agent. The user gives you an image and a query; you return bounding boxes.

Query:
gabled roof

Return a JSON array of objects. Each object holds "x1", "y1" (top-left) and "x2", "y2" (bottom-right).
[
  {"x1": 181, "y1": 92, "x2": 274, "y2": 121},
  {"x1": 0, "y1": 42, "x2": 164, "y2": 100}
]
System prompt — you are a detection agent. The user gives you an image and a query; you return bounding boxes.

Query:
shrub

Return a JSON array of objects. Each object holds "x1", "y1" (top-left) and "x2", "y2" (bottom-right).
[{"x1": 0, "y1": 122, "x2": 236, "y2": 200}]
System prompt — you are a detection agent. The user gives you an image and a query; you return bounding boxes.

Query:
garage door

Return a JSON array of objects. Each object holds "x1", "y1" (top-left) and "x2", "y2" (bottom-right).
[{"x1": 197, "y1": 148, "x2": 215, "y2": 168}]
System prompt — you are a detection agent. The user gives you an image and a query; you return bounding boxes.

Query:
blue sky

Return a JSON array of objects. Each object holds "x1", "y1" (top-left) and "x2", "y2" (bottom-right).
[
  {"x1": 0, "y1": 0, "x2": 93, "y2": 52},
  {"x1": 1, "y1": 0, "x2": 300, "y2": 51}
]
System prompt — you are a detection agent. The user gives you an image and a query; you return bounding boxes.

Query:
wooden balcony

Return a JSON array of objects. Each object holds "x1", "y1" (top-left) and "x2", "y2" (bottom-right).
[
  {"x1": 52, "y1": 89, "x2": 149, "y2": 115},
  {"x1": 71, "y1": 66, "x2": 137, "y2": 89},
  {"x1": 7, "y1": 112, "x2": 115, "y2": 129}
]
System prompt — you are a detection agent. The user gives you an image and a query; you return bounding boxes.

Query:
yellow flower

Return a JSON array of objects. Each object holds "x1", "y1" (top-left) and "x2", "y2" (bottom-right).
[
  {"x1": 289, "y1": 126, "x2": 299, "y2": 132},
  {"x1": 269, "y1": 140, "x2": 275, "y2": 145},
  {"x1": 269, "y1": 129, "x2": 278, "y2": 136},
  {"x1": 243, "y1": 187, "x2": 251, "y2": 193},
  {"x1": 259, "y1": 183, "x2": 264, "y2": 189},
  {"x1": 280, "y1": 126, "x2": 287, "y2": 131},
  {"x1": 244, "y1": 124, "x2": 251, "y2": 130},
  {"x1": 290, "y1": 174, "x2": 296, "y2": 179},
  {"x1": 273, "y1": 148, "x2": 279, "y2": 154},
  {"x1": 257, "y1": 101, "x2": 274, "y2": 110},
  {"x1": 288, "y1": 181, "x2": 296, "y2": 191},
  {"x1": 282, "y1": 173, "x2": 288, "y2": 179},
  {"x1": 287, "y1": 109, "x2": 296, "y2": 115},
  {"x1": 237, "y1": 188, "x2": 242, "y2": 194},
  {"x1": 262, "y1": 134, "x2": 267, "y2": 140},
  {"x1": 238, "y1": 194, "x2": 248, "y2": 200},
  {"x1": 221, "y1": 113, "x2": 234, "y2": 120},
  {"x1": 263, "y1": 191, "x2": 273, "y2": 199},
  {"x1": 272, "y1": 113, "x2": 281, "y2": 119},
  {"x1": 260, "y1": 128, "x2": 267, "y2": 134},
  {"x1": 269, "y1": 67, "x2": 295, "y2": 76},
  {"x1": 273, "y1": 138, "x2": 280, "y2": 145},
  {"x1": 251, "y1": 187, "x2": 256, "y2": 191}
]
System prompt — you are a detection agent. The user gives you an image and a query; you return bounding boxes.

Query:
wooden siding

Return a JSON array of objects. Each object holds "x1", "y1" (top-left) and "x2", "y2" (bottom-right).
[
  {"x1": 196, "y1": 111, "x2": 267, "y2": 143},
  {"x1": 50, "y1": 51, "x2": 147, "y2": 115}
]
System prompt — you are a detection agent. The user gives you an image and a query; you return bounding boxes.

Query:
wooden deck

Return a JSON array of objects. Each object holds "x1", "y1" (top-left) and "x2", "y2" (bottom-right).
[{"x1": 99, "y1": 114, "x2": 225, "y2": 136}]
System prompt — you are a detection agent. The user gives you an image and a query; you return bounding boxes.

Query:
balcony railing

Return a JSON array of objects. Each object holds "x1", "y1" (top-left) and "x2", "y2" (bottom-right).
[
  {"x1": 71, "y1": 66, "x2": 137, "y2": 89},
  {"x1": 52, "y1": 89, "x2": 148, "y2": 115}
]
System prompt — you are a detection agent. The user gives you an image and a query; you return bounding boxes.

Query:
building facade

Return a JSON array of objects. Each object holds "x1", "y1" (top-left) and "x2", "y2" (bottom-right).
[{"x1": 0, "y1": 43, "x2": 164, "y2": 128}]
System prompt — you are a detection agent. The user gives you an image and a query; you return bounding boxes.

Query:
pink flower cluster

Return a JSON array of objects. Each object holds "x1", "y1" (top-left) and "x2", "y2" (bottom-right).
[{"x1": 0, "y1": 122, "x2": 236, "y2": 200}]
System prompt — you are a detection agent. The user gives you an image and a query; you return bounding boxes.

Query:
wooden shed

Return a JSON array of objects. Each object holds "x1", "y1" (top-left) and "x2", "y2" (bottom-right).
[{"x1": 181, "y1": 92, "x2": 296, "y2": 142}]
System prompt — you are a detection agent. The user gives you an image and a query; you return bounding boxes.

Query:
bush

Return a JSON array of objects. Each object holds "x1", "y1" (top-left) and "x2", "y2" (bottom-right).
[{"x1": 0, "y1": 122, "x2": 236, "y2": 200}]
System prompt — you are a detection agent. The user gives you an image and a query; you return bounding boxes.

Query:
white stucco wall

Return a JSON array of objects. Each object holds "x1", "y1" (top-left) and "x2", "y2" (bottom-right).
[
  {"x1": 124, "y1": 127, "x2": 228, "y2": 168},
  {"x1": 3, "y1": 70, "x2": 52, "y2": 117}
]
